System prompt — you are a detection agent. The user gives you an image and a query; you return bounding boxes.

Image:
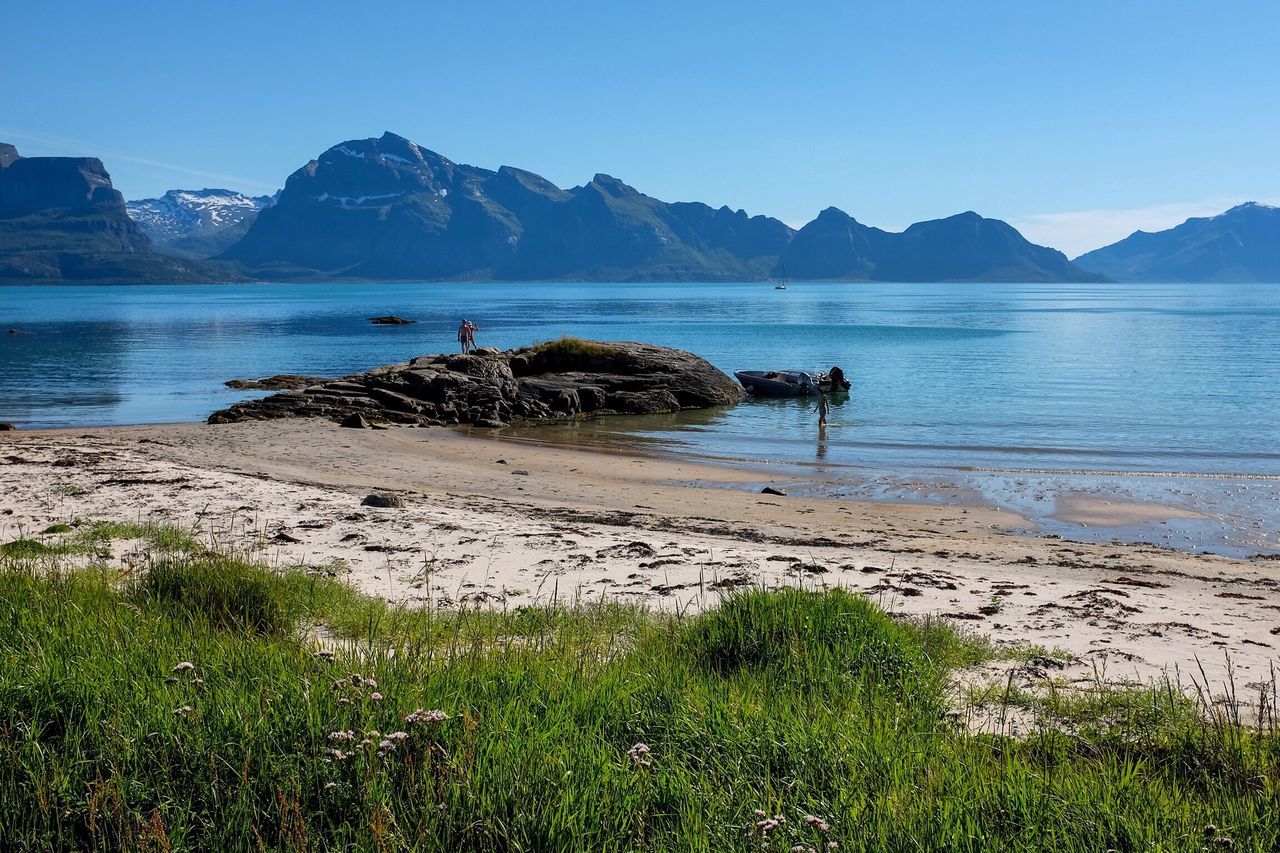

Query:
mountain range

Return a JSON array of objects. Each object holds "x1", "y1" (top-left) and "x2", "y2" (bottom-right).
[
  {"x1": 127, "y1": 189, "x2": 276, "y2": 259},
  {"x1": 1073, "y1": 202, "x2": 1280, "y2": 283},
  {"x1": 1, "y1": 132, "x2": 1276, "y2": 283}
]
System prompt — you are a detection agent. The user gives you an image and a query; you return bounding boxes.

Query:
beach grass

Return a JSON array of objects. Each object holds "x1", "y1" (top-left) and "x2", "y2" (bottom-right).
[
  {"x1": 530, "y1": 335, "x2": 623, "y2": 360},
  {"x1": 1, "y1": 530, "x2": 1277, "y2": 851}
]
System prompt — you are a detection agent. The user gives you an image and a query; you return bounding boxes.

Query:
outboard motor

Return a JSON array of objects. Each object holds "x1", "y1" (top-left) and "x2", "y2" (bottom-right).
[{"x1": 828, "y1": 366, "x2": 851, "y2": 391}]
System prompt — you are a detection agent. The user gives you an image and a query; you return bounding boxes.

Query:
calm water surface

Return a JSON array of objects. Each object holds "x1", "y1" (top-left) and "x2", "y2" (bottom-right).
[{"x1": 3, "y1": 281, "x2": 1278, "y2": 553}]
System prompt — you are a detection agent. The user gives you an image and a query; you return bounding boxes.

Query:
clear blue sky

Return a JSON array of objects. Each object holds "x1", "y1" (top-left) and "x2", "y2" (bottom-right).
[{"x1": 3, "y1": 0, "x2": 1277, "y2": 255}]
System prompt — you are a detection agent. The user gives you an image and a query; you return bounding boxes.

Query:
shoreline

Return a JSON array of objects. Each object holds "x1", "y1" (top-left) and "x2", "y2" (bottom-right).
[{"x1": 3, "y1": 418, "x2": 1279, "y2": 697}]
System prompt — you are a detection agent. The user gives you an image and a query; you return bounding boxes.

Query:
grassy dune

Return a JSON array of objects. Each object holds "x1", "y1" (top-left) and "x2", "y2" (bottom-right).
[{"x1": 0, "y1": 526, "x2": 1277, "y2": 851}]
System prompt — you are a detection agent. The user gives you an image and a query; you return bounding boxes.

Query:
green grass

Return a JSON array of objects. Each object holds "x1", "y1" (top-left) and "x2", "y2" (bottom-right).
[
  {"x1": 530, "y1": 335, "x2": 622, "y2": 360},
  {"x1": 0, "y1": 533, "x2": 1277, "y2": 851}
]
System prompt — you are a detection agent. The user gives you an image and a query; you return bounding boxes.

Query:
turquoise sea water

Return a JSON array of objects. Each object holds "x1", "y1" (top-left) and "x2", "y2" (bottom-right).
[{"x1": 3, "y1": 281, "x2": 1278, "y2": 553}]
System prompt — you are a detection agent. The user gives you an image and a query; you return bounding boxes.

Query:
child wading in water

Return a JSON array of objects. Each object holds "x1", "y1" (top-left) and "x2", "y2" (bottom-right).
[{"x1": 815, "y1": 389, "x2": 830, "y2": 427}]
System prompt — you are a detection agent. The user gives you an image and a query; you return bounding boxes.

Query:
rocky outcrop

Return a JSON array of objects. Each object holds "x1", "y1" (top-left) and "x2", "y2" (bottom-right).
[
  {"x1": 208, "y1": 340, "x2": 742, "y2": 427},
  {"x1": 224, "y1": 374, "x2": 329, "y2": 391}
]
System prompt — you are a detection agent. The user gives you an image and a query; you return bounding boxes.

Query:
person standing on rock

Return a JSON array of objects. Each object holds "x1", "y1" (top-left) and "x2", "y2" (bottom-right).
[
  {"x1": 466, "y1": 320, "x2": 479, "y2": 352},
  {"x1": 458, "y1": 319, "x2": 472, "y2": 354}
]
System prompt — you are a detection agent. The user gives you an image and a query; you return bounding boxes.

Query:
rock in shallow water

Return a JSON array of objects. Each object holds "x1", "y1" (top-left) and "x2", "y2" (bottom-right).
[{"x1": 209, "y1": 340, "x2": 742, "y2": 428}]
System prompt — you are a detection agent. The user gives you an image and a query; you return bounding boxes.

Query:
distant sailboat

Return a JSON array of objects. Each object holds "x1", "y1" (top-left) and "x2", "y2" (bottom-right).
[{"x1": 774, "y1": 264, "x2": 789, "y2": 289}]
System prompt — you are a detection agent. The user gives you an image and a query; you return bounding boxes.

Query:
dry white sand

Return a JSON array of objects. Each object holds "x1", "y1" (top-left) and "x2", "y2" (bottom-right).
[{"x1": 3, "y1": 420, "x2": 1278, "y2": 708}]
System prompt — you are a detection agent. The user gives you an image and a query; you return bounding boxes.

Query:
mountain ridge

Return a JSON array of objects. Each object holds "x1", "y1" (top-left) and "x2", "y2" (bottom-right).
[
  {"x1": 1074, "y1": 202, "x2": 1280, "y2": 282},
  {"x1": 127, "y1": 188, "x2": 276, "y2": 259},
  {"x1": 219, "y1": 131, "x2": 1102, "y2": 283}
]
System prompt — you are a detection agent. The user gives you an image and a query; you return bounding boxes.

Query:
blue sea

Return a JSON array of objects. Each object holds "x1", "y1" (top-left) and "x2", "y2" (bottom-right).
[{"x1": 3, "y1": 281, "x2": 1278, "y2": 554}]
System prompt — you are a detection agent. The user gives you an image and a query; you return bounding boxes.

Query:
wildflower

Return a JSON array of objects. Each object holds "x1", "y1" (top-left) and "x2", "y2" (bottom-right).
[
  {"x1": 172, "y1": 706, "x2": 193, "y2": 716},
  {"x1": 754, "y1": 817, "x2": 782, "y2": 836},
  {"x1": 385, "y1": 731, "x2": 408, "y2": 742},
  {"x1": 171, "y1": 662, "x2": 195, "y2": 673},
  {"x1": 163, "y1": 676, "x2": 179, "y2": 685},
  {"x1": 626, "y1": 742, "x2": 653, "y2": 768},
  {"x1": 377, "y1": 738, "x2": 397, "y2": 754},
  {"x1": 323, "y1": 782, "x2": 337, "y2": 791},
  {"x1": 827, "y1": 843, "x2": 839, "y2": 851},
  {"x1": 328, "y1": 730, "x2": 356, "y2": 743},
  {"x1": 405, "y1": 708, "x2": 449, "y2": 726},
  {"x1": 337, "y1": 698, "x2": 351, "y2": 707},
  {"x1": 358, "y1": 738, "x2": 372, "y2": 748},
  {"x1": 753, "y1": 809, "x2": 766, "y2": 818},
  {"x1": 370, "y1": 692, "x2": 383, "y2": 702},
  {"x1": 805, "y1": 815, "x2": 831, "y2": 833}
]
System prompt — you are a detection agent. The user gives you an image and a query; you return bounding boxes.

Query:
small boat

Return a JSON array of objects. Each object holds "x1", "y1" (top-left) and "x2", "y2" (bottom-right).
[
  {"x1": 734, "y1": 366, "x2": 851, "y2": 398},
  {"x1": 774, "y1": 283, "x2": 788, "y2": 290}
]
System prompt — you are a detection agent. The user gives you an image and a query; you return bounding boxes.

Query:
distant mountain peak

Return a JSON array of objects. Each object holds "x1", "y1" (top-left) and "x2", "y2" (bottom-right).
[
  {"x1": 1222, "y1": 201, "x2": 1276, "y2": 215},
  {"x1": 587, "y1": 174, "x2": 639, "y2": 196},
  {"x1": 126, "y1": 188, "x2": 275, "y2": 253},
  {"x1": 1075, "y1": 202, "x2": 1280, "y2": 282}
]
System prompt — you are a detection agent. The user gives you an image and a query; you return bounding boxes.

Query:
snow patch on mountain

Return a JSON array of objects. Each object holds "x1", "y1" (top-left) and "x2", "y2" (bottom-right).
[{"x1": 127, "y1": 189, "x2": 276, "y2": 243}]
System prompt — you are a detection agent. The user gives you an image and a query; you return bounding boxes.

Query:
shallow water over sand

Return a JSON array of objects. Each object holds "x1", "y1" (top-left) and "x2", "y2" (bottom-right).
[{"x1": 4, "y1": 281, "x2": 1278, "y2": 554}]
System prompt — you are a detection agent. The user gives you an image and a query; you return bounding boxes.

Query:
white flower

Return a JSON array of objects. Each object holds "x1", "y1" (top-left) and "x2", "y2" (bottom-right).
[
  {"x1": 626, "y1": 742, "x2": 653, "y2": 767},
  {"x1": 405, "y1": 708, "x2": 449, "y2": 726},
  {"x1": 172, "y1": 705, "x2": 193, "y2": 716},
  {"x1": 171, "y1": 662, "x2": 195, "y2": 673}
]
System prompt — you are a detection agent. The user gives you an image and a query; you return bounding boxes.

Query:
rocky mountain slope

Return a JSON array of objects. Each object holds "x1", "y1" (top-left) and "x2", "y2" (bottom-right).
[
  {"x1": 127, "y1": 189, "x2": 275, "y2": 258},
  {"x1": 221, "y1": 131, "x2": 1102, "y2": 283},
  {"x1": 221, "y1": 132, "x2": 793, "y2": 280},
  {"x1": 1074, "y1": 202, "x2": 1280, "y2": 282},
  {"x1": 0, "y1": 144, "x2": 215, "y2": 283}
]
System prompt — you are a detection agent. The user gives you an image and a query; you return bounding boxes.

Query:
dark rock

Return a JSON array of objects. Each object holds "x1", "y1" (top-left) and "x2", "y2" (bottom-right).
[
  {"x1": 273, "y1": 531, "x2": 302, "y2": 543},
  {"x1": 225, "y1": 374, "x2": 326, "y2": 391},
  {"x1": 0, "y1": 422, "x2": 14, "y2": 431},
  {"x1": 369, "y1": 315, "x2": 417, "y2": 325},
  {"x1": 361, "y1": 493, "x2": 405, "y2": 508},
  {"x1": 511, "y1": 470, "x2": 530, "y2": 476},
  {"x1": 761, "y1": 486, "x2": 788, "y2": 496},
  {"x1": 208, "y1": 339, "x2": 742, "y2": 429}
]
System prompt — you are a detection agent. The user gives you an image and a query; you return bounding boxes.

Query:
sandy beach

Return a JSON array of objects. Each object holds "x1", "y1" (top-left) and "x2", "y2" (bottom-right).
[{"x1": 3, "y1": 419, "x2": 1278, "y2": 701}]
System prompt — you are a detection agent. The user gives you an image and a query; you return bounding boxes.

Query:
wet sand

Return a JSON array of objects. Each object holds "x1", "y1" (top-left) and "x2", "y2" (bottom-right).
[{"x1": 2, "y1": 419, "x2": 1278, "y2": 700}]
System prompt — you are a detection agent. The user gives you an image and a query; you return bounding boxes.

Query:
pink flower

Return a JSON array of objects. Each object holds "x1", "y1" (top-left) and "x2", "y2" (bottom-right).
[
  {"x1": 370, "y1": 692, "x2": 383, "y2": 701},
  {"x1": 626, "y1": 742, "x2": 653, "y2": 767},
  {"x1": 804, "y1": 815, "x2": 831, "y2": 832},
  {"x1": 405, "y1": 708, "x2": 449, "y2": 726}
]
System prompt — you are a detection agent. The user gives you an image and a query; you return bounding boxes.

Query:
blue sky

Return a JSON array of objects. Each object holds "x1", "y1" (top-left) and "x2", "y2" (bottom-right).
[{"x1": 3, "y1": 0, "x2": 1277, "y2": 256}]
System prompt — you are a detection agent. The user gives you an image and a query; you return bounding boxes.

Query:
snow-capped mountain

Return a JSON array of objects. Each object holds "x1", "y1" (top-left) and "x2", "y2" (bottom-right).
[{"x1": 127, "y1": 189, "x2": 276, "y2": 254}]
